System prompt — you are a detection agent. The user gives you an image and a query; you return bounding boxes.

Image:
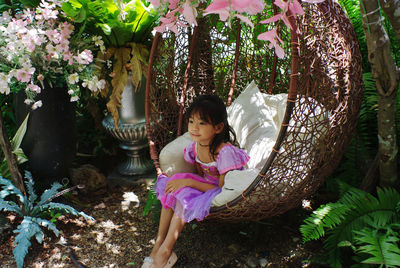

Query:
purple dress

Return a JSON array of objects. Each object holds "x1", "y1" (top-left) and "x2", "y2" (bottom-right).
[{"x1": 154, "y1": 142, "x2": 250, "y2": 222}]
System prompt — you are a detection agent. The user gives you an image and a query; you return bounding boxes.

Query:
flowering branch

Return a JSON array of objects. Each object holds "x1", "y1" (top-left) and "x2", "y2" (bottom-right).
[
  {"x1": 149, "y1": 0, "x2": 325, "y2": 58},
  {"x1": 0, "y1": 0, "x2": 106, "y2": 108}
]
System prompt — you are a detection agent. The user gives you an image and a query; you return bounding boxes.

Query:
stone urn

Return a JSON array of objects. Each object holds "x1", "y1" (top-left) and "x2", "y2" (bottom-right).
[{"x1": 102, "y1": 73, "x2": 153, "y2": 177}]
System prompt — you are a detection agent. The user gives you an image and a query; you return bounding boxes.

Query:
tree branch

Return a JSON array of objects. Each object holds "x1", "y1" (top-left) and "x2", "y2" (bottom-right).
[
  {"x1": 360, "y1": 0, "x2": 399, "y2": 97},
  {"x1": 379, "y1": 0, "x2": 400, "y2": 44},
  {"x1": 0, "y1": 111, "x2": 26, "y2": 195}
]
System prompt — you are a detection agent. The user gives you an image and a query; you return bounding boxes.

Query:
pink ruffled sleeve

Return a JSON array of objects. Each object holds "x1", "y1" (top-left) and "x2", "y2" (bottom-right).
[
  {"x1": 183, "y1": 141, "x2": 196, "y2": 164},
  {"x1": 216, "y1": 145, "x2": 250, "y2": 175}
]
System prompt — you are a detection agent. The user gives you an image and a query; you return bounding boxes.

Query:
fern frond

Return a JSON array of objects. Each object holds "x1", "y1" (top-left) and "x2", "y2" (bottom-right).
[
  {"x1": 0, "y1": 176, "x2": 25, "y2": 204},
  {"x1": 300, "y1": 202, "x2": 351, "y2": 242},
  {"x1": 323, "y1": 188, "x2": 399, "y2": 252},
  {"x1": 36, "y1": 182, "x2": 63, "y2": 207},
  {"x1": 354, "y1": 223, "x2": 400, "y2": 267},
  {"x1": 0, "y1": 200, "x2": 23, "y2": 215},
  {"x1": 13, "y1": 217, "x2": 42, "y2": 268}
]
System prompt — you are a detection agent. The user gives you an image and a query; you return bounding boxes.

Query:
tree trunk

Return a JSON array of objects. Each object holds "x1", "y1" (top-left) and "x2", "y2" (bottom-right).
[
  {"x1": 379, "y1": 0, "x2": 400, "y2": 43},
  {"x1": 360, "y1": 0, "x2": 399, "y2": 189},
  {"x1": 0, "y1": 112, "x2": 26, "y2": 195}
]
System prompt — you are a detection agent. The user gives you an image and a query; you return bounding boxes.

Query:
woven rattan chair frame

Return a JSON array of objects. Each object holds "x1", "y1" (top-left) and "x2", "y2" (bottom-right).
[{"x1": 145, "y1": 0, "x2": 363, "y2": 221}]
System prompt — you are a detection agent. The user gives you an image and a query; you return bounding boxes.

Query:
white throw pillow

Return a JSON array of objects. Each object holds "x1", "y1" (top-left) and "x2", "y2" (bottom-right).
[
  {"x1": 227, "y1": 81, "x2": 279, "y2": 170},
  {"x1": 159, "y1": 132, "x2": 196, "y2": 177},
  {"x1": 211, "y1": 168, "x2": 259, "y2": 207}
]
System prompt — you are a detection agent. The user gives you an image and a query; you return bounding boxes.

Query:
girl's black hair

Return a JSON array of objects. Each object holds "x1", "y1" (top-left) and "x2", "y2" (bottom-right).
[{"x1": 186, "y1": 95, "x2": 237, "y2": 159}]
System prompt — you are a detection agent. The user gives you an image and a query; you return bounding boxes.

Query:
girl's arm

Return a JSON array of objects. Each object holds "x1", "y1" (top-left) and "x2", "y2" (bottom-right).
[
  {"x1": 165, "y1": 179, "x2": 217, "y2": 193},
  {"x1": 218, "y1": 173, "x2": 226, "y2": 188}
]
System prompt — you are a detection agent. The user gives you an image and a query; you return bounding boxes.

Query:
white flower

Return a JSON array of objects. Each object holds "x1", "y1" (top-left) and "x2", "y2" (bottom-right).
[
  {"x1": 82, "y1": 77, "x2": 105, "y2": 93},
  {"x1": 75, "y1": 50, "x2": 93, "y2": 65},
  {"x1": 70, "y1": 95, "x2": 79, "y2": 102},
  {"x1": 24, "y1": 99, "x2": 34, "y2": 105},
  {"x1": 68, "y1": 89, "x2": 74, "y2": 95},
  {"x1": 0, "y1": 11, "x2": 12, "y2": 24},
  {"x1": 0, "y1": 73, "x2": 10, "y2": 95},
  {"x1": 68, "y1": 73, "x2": 79, "y2": 85},
  {"x1": 45, "y1": 43, "x2": 59, "y2": 58},
  {"x1": 32, "y1": 100, "x2": 43, "y2": 110}
]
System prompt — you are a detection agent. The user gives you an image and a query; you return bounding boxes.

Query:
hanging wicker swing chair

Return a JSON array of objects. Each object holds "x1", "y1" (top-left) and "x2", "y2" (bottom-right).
[{"x1": 144, "y1": 0, "x2": 363, "y2": 221}]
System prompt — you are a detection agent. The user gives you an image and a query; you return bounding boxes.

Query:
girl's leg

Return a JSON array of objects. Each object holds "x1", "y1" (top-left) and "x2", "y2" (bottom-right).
[
  {"x1": 152, "y1": 212, "x2": 185, "y2": 267},
  {"x1": 149, "y1": 207, "x2": 174, "y2": 258}
]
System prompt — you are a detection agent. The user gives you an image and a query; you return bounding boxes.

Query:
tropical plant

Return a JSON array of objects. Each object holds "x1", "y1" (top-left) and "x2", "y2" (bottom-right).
[
  {"x1": 0, "y1": 0, "x2": 106, "y2": 107},
  {"x1": 61, "y1": 0, "x2": 158, "y2": 125},
  {"x1": 0, "y1": 171, "x2": 93, "y2": 268},
  {"x1": 300, "y1": 185, "x2": 400, "y2": 267}
]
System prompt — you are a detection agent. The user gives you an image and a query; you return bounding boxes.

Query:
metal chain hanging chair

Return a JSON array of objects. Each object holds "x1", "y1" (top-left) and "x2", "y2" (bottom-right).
[{"x1": 144, "y1": 0, "x2": 363, "y2": 221}]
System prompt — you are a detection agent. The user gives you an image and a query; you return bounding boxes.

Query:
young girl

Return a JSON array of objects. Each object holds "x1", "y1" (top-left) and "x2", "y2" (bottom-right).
[{"x1": 143, "y1": 95, "x2": 249, "y2": 268}]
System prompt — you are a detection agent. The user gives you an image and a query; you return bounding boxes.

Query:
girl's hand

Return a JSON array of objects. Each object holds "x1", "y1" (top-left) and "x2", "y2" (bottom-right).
[{"x1": 165, "y1": 179, "x2": 189, "y2": 194}]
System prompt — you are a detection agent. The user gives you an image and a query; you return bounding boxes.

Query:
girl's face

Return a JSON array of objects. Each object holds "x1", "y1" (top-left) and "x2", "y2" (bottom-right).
[{"x1": 188, "y1": 112, "x2": 223, "y2": 146}]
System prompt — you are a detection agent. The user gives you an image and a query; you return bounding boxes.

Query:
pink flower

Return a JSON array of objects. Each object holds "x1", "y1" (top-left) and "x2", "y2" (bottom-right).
[
  {"x1": 63, "y1": 51, "x2": 74, "y2": 65},
  {"x1": 154, "y1": 9, "x2": 182, "y2": 34},
  {"x1": 233, "y1": 14, "x2": 254, "y2": 27},
  {"x1": 260, "y1": 0, "x2": 304, "y2": 30},
  {"x1": 46, "y1": 29, "x2": 61, "y2": 44},
  {"x1": 169, "y1": 0, "x2": 180, "y2": 9},
  {"x1": 257, "y1": 28, "x2": 285, "y2": 59},
  {"x1": 148, "y1": 0, "x2": 161, "y2": 7},
  {"x1": 203, "y1": 0, "x2": 230, "y2": 21},
  {"x1": 27, "y1": 83, "x2": 41, "y2": 93},
  {"x1": 230, "y1": 0, "x2": 265, "y2": 15},
  {"x1": 182, "y1": 0, "x2": 198, "y2": 26},
  {"x1": 59, "y1": 21, "x2": 73, "y2": 38},
  {"x1": 16, "y1": 69, "x2": 32, "y2": 83},
  {"x1": 40, "y1": 7, "x2": 58, "y2": 20},
  {"x1": 57, "y1": 39, "x2": 69, "y2": 52},
  {"x1": 75, "y1": 49, "x2": 93, "y2": 65}
]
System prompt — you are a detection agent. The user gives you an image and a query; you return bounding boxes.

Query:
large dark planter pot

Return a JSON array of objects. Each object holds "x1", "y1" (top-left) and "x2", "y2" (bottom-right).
[{"x1": 15, "y1": 84, "x2": 77, "y2": 188}]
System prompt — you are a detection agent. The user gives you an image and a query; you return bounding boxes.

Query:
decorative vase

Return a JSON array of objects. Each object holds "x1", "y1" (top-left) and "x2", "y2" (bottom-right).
[
  {"x1": 15, "y1": 83, "x2": 76, "y2": 189},
  {"x1": 102, "y1": 73, "x2": 153, "y2": 177}
]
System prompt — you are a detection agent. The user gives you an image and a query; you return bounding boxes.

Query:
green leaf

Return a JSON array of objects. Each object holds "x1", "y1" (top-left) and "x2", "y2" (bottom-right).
[
  {"x1": 74, "y1": 8, "x2": 87, "y2": 23},
  {"x1": 354, "y1": 224, "x2": 400, "y2": 266},
  {"x1": 61, "y1": 2, "x2": 80, "y2": 17},
  {"x1": 0, "y1": 200, "x2": 23, "y2": 216},
  {"x1": 24, "y1": 171, "x2": 37, "y2": 206},
  {"x1": 11, "y1": 114, "x2": 29, "y2": 151},
  {"x1": 35, "y1": 218, "x2": 59, "y2": 237},
  {"x1": 13, "y1": 217, "x2": 41, "y2": 268},
  {"x1": 39, "y1": 202, "x2": 95, "y2": 222},
  {"x1": 0, "y1": 176, "x2": 25, "y2": 204}
]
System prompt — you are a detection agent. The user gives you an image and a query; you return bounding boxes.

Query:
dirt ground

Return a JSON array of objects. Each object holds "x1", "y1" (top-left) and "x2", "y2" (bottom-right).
[{"x1": 0, "y1": 180, "x2": 326, "y2": 268}]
